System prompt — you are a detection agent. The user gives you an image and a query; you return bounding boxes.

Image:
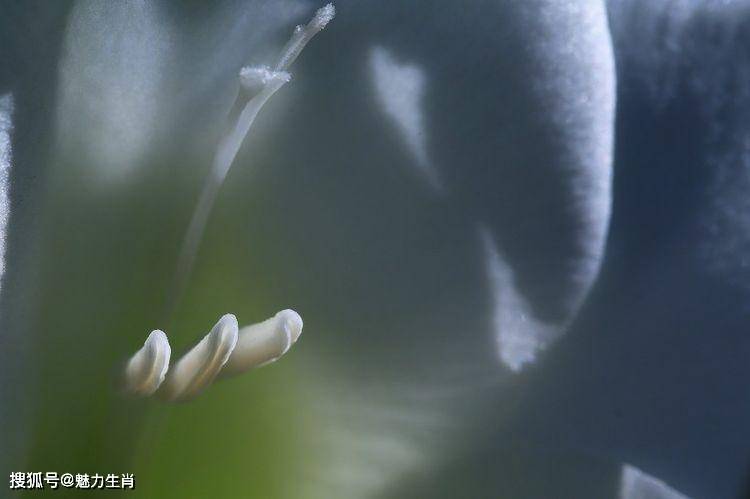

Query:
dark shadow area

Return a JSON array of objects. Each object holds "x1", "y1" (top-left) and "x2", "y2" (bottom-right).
[
  {"x1": 514, "y1": 2, "x2": 750, "y2": 498},
  {"x1": 0, "y1": 0, "x2": 74, "y2": 476}
]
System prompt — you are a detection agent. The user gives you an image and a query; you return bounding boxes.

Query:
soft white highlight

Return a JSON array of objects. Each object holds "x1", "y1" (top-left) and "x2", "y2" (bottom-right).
[
  {"x1": 473, "y1": 0, "x2": 614, "y2": 374},
  {"x1": 479, "y1": 226, "x2": 560, "y2": 372},
  {"x1": 620, "y1": 464, "x2": 690, "y2": 499},
  {"x1": 222, "y1": 309, "x2": 304, "y2": 376},
  {"x1": 160, "y1": 314, "x2": 239, "y2": 402},
  {"x1": 55, "y1": 0, "x2": 172, "y2": 182},
  {"x1": 526, "y1": 0, "x2": 614, "y2": 312},
  {"x1": 0, "y1": 94, "x2": 13, "y2": 295},
  {"x1": 124, "y1": 330, "x2": 171, "y2": 396},
  {"x1": 370, "y1": 46, "x2": 438, "y2": 189},
  {"x1": 307, "y1": 387, "x2": 445, "y2": 499}
]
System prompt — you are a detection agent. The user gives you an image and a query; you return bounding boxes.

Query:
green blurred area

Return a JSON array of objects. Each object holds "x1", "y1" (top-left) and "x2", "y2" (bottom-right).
[{"x1": 20, "y1": 139, "x2": 322, "y2": 498}]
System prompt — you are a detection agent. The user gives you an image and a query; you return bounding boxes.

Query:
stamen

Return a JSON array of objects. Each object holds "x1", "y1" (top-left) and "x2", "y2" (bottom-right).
[
  {"x1": 159, "y1": 314, "x2": 238, "y2": 402},
  {"x1": 213, "y1": 69, "x2": 291, "y2": 183},
  {"x1": 123, "y1": 330, "x2": 171, "y2": 396},
  {"x1": 221, "y1": 309, "x2": 303, "y2": 377},
  {"x1": 126, "y1": 4, "x2": 332, "y2": 402},
  {"x1": 275, "y1": 3, "x2": 335, "y2": 71},
  {"x1": 162, "y1": 4, "x2": 335, "y2": 323}
]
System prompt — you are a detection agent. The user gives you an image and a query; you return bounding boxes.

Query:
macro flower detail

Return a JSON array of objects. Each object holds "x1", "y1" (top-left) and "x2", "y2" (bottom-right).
[
  {"x1": 159, "y1": 314, "x2": 238, "y2": 402},
  {"x1": 9, "y1": 1, "x2": 748, "y2": 497},
  {"x1": 123, "y1": 329, "x2": 171, "y2": 397},
  {"x1": 122, "y1": 4, "x2": 331, "y2": 402},
  {"x1": 222, "y1": 309, "x2": 304, "y2": 377},
  {"x1": 124, "y1": 310, "x2": 304, "y2": 402}
]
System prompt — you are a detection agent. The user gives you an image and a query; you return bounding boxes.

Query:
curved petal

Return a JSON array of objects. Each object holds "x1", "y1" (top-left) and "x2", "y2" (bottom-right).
[
  {"x1": 620, "y1": 465, "x2": 690, "y2": 499},
  {"x1": 467, "y1": 0, "x2": 614, "y2": 326},
  {"x1": 479, "y1": 225, "x2": 559, "y2": 372}
]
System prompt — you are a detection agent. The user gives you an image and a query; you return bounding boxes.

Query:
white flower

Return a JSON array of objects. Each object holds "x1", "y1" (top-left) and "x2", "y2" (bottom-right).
[{"x1": 6, "y1": 1, "x2": 732, "y2": 498}]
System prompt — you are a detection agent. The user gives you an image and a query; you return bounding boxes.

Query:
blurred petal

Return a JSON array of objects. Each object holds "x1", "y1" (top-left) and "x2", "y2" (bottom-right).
[
  {"x1": 0, "y1": 93, "x2": 12, "y2": 293},
  {"x1": 477, "y1": 0, "x2": 614, "y2": 324},
  {"x1": 479, "y1": 225, "x2": 559, "y2": 372},
  {"x1": 370, "y1": 46, "x2": 437, "y2": 189},
  {"x1": 268, "y1": 0, "x2": 617, "y2": 495},
  {"x1": 54, "y1": 0, "x2": 173, "y2": 183},
  {"x1": 515, "y1": 4, "x2": 750, "y2": 497},
  {"x1": 620, "y1": 465, "x2": 690, "y2": 499}
]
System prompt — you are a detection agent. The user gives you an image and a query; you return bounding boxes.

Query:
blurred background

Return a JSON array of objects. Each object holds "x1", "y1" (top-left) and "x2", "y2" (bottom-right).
[{"x1": 1, "y1": 1, "x2": 750, "y2": 498}]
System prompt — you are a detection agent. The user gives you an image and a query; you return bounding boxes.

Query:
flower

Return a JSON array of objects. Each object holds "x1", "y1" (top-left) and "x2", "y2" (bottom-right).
[{"x1": 4, "y1": 1, "x2": 750, "y2": 498}]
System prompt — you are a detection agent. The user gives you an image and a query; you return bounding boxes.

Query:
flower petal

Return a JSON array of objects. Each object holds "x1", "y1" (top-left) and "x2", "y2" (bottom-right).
[
  {"x1": 479, "y1": 225, "x2": 560, "y2": 372},
  {"x1": 620, "y1": 464, "x2": 690, "y2": 499},
  {"x1": 369, "y1": 47, "x2": 437, "y2": 189},
  {"x1": 0, "y1": 93, "x2": 12, "y2": 294}
]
